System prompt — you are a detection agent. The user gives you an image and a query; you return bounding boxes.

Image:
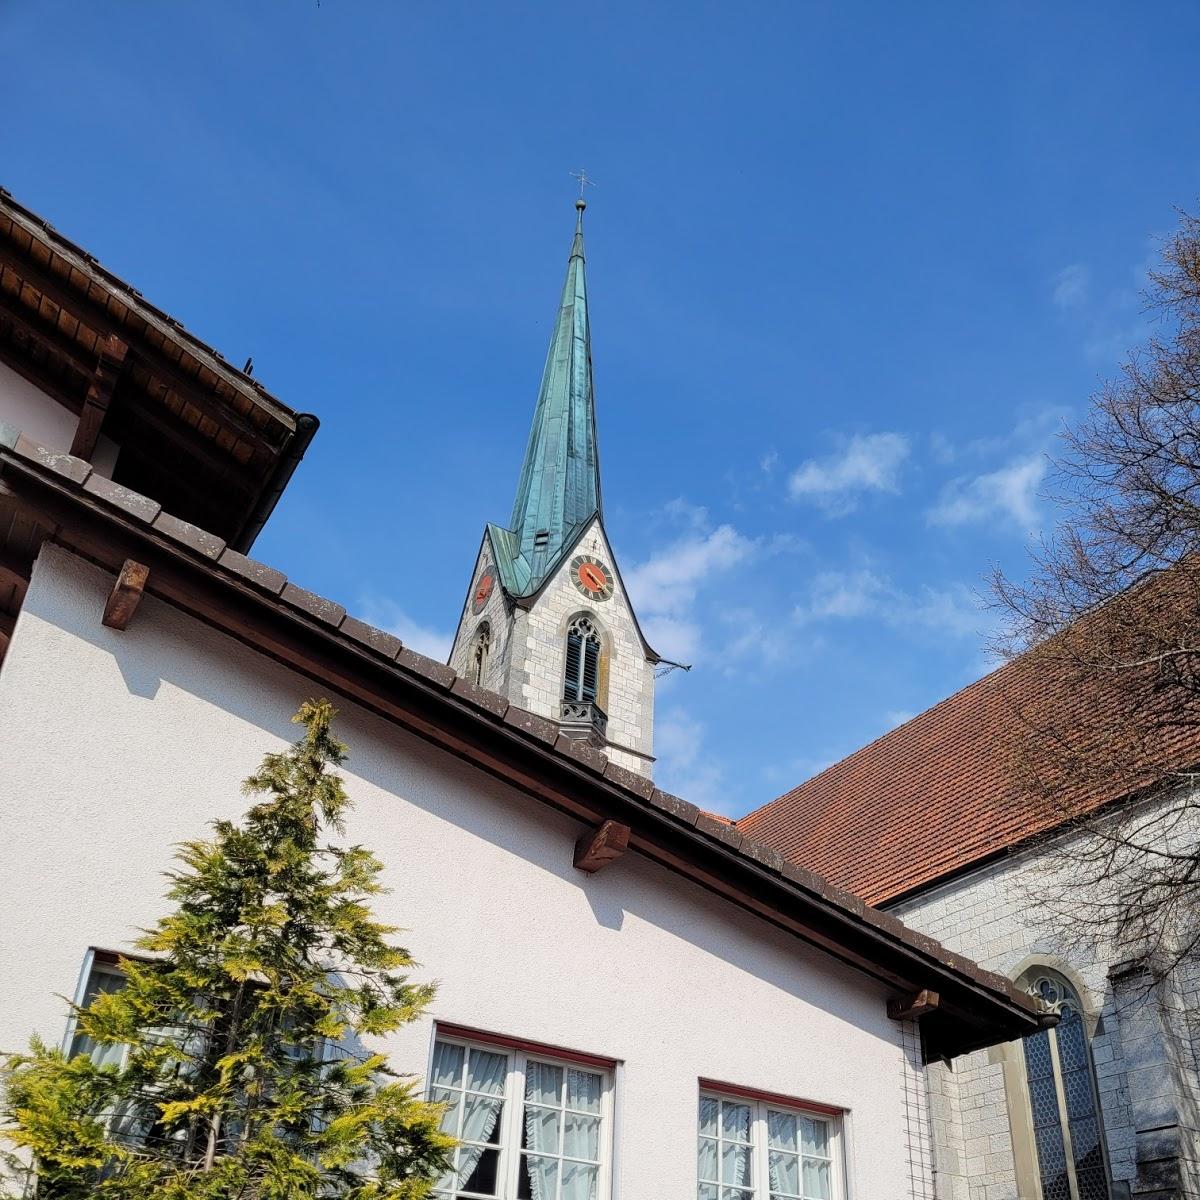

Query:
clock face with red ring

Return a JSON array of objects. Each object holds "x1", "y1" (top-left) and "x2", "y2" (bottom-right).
[
  {"x1": 571, "y1": 554, "x2": 614, "y2": 601},
  {"x1": 472, "y1": 571, "x2": 495, "y2": 614}
]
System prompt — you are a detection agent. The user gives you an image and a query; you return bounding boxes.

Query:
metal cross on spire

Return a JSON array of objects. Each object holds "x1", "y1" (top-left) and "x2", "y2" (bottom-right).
[{"x1": 569, "y1": 168, "x2": 596, "y2": 200}]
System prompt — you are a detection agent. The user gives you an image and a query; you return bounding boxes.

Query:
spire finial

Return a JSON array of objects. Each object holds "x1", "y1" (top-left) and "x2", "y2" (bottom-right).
[{"x1": 569, "y1": 168, "x2": 595, "y2": 212}]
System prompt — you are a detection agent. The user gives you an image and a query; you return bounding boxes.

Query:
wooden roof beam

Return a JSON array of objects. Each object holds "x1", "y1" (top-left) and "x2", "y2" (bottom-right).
[
  {"x1": 0, "y1": 299, "x2": 96, "y2": 381},
  {"x1": 0, "y1": 245, "x2": 282, "y2": 449},
  {"x1": 70, "y1": 333, "x2": 127, "y2": 460}
]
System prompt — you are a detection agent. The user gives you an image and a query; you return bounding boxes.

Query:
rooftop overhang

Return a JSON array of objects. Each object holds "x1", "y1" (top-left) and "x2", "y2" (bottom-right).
[
  {"x1": 0, "y1": 436, "x2": 1048, "y2": 1063},
  {"x1": 0, "y1": 188, "x2": 317, "y2": 551}
]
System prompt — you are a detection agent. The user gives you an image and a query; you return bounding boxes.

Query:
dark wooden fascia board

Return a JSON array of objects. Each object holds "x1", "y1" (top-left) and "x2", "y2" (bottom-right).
[
  {"x1": 0, "y1": 244, "x2": 285, "y2": 451},
  {"x1": 0, "y1": 299, "x2": 97, "y2": 381},
  {"x1": 0, "y1": 333, "x2": 87, "y2": 416},
  {"x1": 0, "y1": 193, "x2": 291, "y2": 425},
  {"x1": 0, "y1": 456, "x2": 1042, "y2": 1057}
]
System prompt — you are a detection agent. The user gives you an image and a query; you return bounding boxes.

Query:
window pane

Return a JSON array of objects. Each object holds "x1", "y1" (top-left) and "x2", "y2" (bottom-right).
[
  {"x1": 519, "y1": 1154, "x2": 559, "y2": 1198},
  {"x1": 768, "y1": 1109, "x2": 798, "y2": 1152},
  {"x1": 524, "y1": 1104, "x2": 561, "y2": 1155},
  {"x1": 721, "y1": 1141, "x2": 751, "y2": 1186},
  {"x1": 769, "y1": 1148, "x2": 801, "y2": 1195},
  {"x1": 698, "y1": 1185, "x2": 720, "y2": 1200},
  {"x1": 430, "y1": 1086, "x2": 461, "y2": 1136},
  {"x1": 69, "y1": 966, "x2": 126, "y2": 1066},
  {"x1": 801, "y1": 1117, "x2": 828, "y2": 1158},
  {"x1": 432, "y1": 1041, "x2": 465, "y2": 1088},
  {"x1": 462, "y1": 1094, "x2": 504, "y2": 1146},
  {"x1": 721, "y1": 1102, "x2": 752, "y2": 1142},
  {"x1": 699, "y1": 1096, "x2": 720, "y2": 1137},
  {"x1": 526, "y1": 1060, "x2": 563, "y2": 1106},
  {"x1": 567, "y1": 1067, "x2": 602, "y2": 1113},
  {"x1": 461, "y1": 1146, "x2": 501, "y2": 1195},
  {"x1": 468, "y1": 1047, "x2": 508, "y2": 1095},
  {"x1": 563, "y1": 1112, "x2": 600, "y2": 1161},
  {"x1": 721, "y1": 1191, "x2": 753, "y2": 1200},
  {"x1": 561, "y1": 1159, "x2": 599, "y2": 1200},
  {"x1": 801, "y1": 1156, "x2": 831, "y2": 1199},
  {"x1": 1024, "y1": 1028, "x2": 1070, "y2": 1197},
  {"x1": 698, "y1": 1136, "x2": 720, "y2": 1182}
]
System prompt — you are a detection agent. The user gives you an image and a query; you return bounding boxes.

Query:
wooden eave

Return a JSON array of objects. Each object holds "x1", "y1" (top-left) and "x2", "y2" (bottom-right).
[
  {"x1": 0, "y1": 439, "x2": 1048, "y2": 1063},
  {"x1": 0, "y1": 189, "x2": 315, "y2": 550}
]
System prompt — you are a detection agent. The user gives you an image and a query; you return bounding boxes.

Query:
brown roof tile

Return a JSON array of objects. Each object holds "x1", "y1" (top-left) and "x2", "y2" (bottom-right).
[{"x1": 739, "y1": 622, "x2": 1200, "y2": 906}]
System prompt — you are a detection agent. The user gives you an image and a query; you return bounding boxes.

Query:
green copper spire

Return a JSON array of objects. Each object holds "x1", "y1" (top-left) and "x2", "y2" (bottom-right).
[{"x1": 492, "y1": 199, "x2": 602, "y2": 598}]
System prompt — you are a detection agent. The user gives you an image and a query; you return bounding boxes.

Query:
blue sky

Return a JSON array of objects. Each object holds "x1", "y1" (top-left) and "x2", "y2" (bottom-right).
[{"x1": 4, "y1": 2, "x2": 1199, "y2": 815}]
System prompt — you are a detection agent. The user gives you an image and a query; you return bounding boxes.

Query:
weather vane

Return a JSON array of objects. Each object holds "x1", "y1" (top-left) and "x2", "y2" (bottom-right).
[{"x1": 569, "y1": 169, "x2": 596, "y2": 200}]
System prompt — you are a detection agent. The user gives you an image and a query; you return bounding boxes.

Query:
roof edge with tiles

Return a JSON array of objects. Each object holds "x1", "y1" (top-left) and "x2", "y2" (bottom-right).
[
  {"x1": 0, "y1": 425, "x2": 1051, "y2": 1061},
  {"x1": 0, "y1": 187, "x2": 297, "y2": 431}
]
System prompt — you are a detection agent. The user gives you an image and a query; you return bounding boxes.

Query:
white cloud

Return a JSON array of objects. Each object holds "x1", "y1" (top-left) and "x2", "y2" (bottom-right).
[
  {"x1": 885, "y1": 709, "x2": 917, "y2": 729},
  {"x1": 788, "y1": 432, "x2": 910, "y2": 514},
  {"x1": 625, "y1": 523, "x2": 756, "y2": 664},
  {"x1": 1052, "y1": 263, "x2": 1090, "y2": 309},
  {"x1": 358, "y1": 595, "x2": 454, "y2": 661},
  {"x1": 926, "y1": 454, "x2": 1046, "y2": 531},
  {"x1": 799, "y1": 568, "x2": 887, "y2": 620},
  {"x1": 640, "y1": 615, "x2": 703, "y2": 664},
  {"x1": 795, "y1": 569, "x2": 988, "y2": 640}
]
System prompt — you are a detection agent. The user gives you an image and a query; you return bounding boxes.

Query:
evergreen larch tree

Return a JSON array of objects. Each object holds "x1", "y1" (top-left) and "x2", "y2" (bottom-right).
[{"x1": 1, "y1": 699, "x2": 454, "y2": 1199}]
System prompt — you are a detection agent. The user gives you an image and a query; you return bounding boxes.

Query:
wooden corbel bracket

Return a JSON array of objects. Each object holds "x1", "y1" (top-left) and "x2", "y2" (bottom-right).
[
  {"x1": 887, "y1": 989, "x2": 940, "y2": 1021},
  {"x1": 573, "y1": 819, "x2": 631, "y2": 874},
  {"x1": 102, "y1": 559, "x2": 149, "y2": 631},
  {"x1": 70, "y1": 333, "x2": 129, "y2": 461}
]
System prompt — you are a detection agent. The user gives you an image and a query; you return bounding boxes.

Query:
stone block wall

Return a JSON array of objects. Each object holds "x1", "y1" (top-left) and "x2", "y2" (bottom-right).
[
  {"x1": 514, "y1": 520, "x2": 654, "y2": 775},
  {"x1": 447, "y1": 520, "x2": 656, "y2": 778},
  {"x1": 891, "y1": 843, "x2": 1139, "y2": 1199}
]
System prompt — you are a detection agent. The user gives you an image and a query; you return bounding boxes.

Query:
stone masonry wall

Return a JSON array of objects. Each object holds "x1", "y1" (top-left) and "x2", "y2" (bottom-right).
[
  {"x1": 447, "y1": 520, "x2": 655, "y2": 778},
  {"x1": 891, "y1": 842, "x2": 1139, "y2": 1200},
  {"x1": 514, "y1": 518, "x2": 654, "y2": 776}
]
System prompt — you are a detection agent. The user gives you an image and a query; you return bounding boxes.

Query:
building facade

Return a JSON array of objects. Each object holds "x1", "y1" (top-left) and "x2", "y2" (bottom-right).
[
  {"x1": 0, "y1": 188, "x2": 1045, "y2": 1198},
  {"x1": 743, "y1": 653, "x2": 1200, "y2": 1199}
]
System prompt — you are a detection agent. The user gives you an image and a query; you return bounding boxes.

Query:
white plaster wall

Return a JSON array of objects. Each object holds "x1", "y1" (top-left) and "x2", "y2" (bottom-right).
[
  {"x1": 892, "y1": 847, "x2": 1140, "y2": 1199},
  {"x1": 0, "y1": 544, "x2": 918, "y2": 1198},
  {"x1": 0, "y1": 359, "x2": 118, "y2": 476}
]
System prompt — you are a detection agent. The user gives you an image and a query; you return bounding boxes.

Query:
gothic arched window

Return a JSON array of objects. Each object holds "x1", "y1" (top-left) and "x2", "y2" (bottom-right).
[
  {"x1": 1021, "y1": 972, "x2": 1110, "y2": 1200},
  {"x1": 470, "y1": 622, "x2": 491, "y2": 686},
  {"x1": 563, "y1": 615, "x2": 601, "y2": 704}
]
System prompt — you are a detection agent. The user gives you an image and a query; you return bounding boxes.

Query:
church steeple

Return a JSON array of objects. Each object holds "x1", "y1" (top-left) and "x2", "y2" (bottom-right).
[
  {"x1": 505, "y1": 198, "x2": 602, "y2": 595},
  {"x1": 448, "y1": 192, "x2": 658, "y2": 779}
]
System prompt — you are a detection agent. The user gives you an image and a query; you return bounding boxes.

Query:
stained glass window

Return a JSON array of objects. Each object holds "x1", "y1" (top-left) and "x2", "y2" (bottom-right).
[{"x1": 1020, "y1": 974, "x2": 1110, "y2": 1200}]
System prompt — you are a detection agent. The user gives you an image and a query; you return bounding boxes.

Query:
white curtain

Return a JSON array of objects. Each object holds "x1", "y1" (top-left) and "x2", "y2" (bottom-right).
[
  {"x1": 523, "y1": 1061, "x2": 563, "y2": 1200},
  {"x1": 453, "y1": 1049, "x2": 506, "y2": 1186}
]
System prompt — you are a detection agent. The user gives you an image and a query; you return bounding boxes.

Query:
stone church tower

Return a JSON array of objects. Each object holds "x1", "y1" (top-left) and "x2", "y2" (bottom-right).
[{"x1": 448, "y1": 199, "x2": 659, "y2": 777}]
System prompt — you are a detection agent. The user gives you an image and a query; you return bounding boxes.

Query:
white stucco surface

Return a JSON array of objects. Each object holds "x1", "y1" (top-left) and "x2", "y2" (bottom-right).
[
  {"x1": 0, "y1": 359, "x2": 119, "y2": 475},
  {"x1": 0, "y1": 545, "x2": 918, "y2": 1197}
]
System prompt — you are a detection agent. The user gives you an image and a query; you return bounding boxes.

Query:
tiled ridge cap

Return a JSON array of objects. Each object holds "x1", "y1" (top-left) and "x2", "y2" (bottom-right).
[
  {"x1": 0, "y1": 424, "x2": 1040, "y2": 1019},
  {"x1": 0, "y1": 186, "x2": 292, "y2": 415}
]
